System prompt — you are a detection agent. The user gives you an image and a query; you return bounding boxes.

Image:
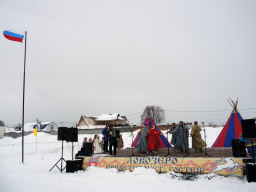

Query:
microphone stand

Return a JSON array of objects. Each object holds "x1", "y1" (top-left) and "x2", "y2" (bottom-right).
[
  {"x1": 165, "y1": 126, "x2": 176, "y2": 157},
  {"x1": 129, "y1": 125, "x2": 134, "y2": 157},
  {"x1": 202, "y1": 122, "x2": 211, "y2": 157},
  {"x1": 184, "y1": 124, "x2": 197, "y2": 157}
]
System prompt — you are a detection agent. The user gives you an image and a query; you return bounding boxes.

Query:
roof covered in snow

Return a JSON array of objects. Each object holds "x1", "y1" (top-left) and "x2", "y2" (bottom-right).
[
  {"x1": 24, "y1": 122, "x2": 56, "y2": 132},
  {"x1": 95, "y1": 113, "x2": 126, "y2": 121}
]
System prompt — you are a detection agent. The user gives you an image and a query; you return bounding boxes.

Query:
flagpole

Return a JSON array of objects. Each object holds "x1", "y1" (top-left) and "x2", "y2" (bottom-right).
[
  {"x1": 22, "y1": 31, "x2": 27, "y2": 163},
  {"x1": 36, "y1": 134, "x2": 37, "y2": 152}
]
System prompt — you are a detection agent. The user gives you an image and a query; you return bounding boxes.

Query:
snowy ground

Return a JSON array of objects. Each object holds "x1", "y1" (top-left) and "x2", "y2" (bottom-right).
[{"x1": 0, "y1": 127, "x2": 256, "y2": 192}]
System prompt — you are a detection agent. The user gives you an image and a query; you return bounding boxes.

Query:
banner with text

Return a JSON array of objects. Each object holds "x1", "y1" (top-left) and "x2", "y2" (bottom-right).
[{"x1": 82, "y1": 157, "x2": 243, "y2": 177}]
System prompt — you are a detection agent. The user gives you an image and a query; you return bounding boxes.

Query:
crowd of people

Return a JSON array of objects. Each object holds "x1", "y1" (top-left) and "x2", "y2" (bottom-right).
[
  {"x1": 80, "y1": 121, "x2": 208, "y2": 156},
  {"x1": 81, "y1": 124, "x2": 124, "y2": 156},
  {"x1": 167, "y1": 121, "x2": 206, "y2": 153},
  {"x1": 136, "y1": 124, "x2": 163, "y2": 155},
  {"x1": 137, "y1": 121, "x2": 206, "y2": 155},
  {"x1": 78, "y1": 121, "x2": 256, "y2": 163}
]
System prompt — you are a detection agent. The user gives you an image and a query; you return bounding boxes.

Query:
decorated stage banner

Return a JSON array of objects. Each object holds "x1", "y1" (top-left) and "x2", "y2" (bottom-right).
[{"x1": 82, "y1": 157, "x2": 244, "y2": 177}]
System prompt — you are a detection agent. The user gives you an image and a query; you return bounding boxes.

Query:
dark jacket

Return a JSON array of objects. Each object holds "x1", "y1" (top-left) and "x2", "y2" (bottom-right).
[{"x1": 107, "y1": 129, "x2": 120, "y2": 144}]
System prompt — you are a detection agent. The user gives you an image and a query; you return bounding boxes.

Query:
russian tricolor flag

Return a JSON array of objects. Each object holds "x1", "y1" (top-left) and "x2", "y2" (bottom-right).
[{"x1": 3, "y1": 30, "x2": 24, "y2": 42}]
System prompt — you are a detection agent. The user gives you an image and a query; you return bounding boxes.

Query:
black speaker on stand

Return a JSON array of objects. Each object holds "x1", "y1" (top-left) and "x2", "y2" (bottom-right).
[
  {"x1": 241, "y1": 119, "x2": 256, "y2": 165},
  {"x1": 50, "y1": 127, "x2": 68, "y2": 172},
  {"x1": 241, "y1": 119, "x2": 256, "y2": 182},
  {"x1": 66, "y1": 128, "x2": 78, "y2": 160},
  {"x1": 241, "y1": 119, "x2": 256, "y2": 139},
  {"x1": 232, "y1": 139, "x2": 246, "y2": 157},
  {"x1": 66, "y1": 128, "x2": 78, "y2": 142},
  {"x1": 57, "y1": 127, "x2": 67, "y2": 141}
]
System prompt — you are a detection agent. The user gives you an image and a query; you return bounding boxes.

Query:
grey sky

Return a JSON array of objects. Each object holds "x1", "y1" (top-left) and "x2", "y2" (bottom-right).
[{"x1": 0, "y1": 0, "x2": 256, "y2": 126}]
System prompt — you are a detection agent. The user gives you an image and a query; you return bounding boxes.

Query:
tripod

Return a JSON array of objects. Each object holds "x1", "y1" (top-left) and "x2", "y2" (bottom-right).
[
  {"x1": 50, "y1": 140, "x2": 66, "y2": 172},
  {"x1": 165, "y1": 126, "x2": 176, "y2": 157},
  {"x1": 202, "y1": 122, "x2": 211, "y2": 157}
]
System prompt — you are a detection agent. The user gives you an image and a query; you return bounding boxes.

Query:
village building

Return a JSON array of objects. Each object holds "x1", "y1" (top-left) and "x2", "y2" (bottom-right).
[
  {"x1": 24, "y1": 121, "x2": 58, "y2": 132},
  {"x1": 77, "y1": 113, "x2": 129, "y2": 129}
]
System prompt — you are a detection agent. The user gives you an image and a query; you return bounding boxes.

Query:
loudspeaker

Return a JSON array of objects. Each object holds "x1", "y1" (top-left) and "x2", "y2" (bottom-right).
[
  {"x1": 57, "y1": 127, "x2": 67, "y2": 141},
  {"x1": 232, "y1": 139, "x2": 246, "y2": 157},
  {"x1": 242, "y1": 119, "x2": 256, "y2": 139},
  {"x1": 77, "y1": 159, "x2": 83, "y2": 170},
  {"x1": 246, "y1": 164, "x2": 256, "y2": 182},
  {"x1": 66, "y1": 160, "x2": 83, "y2": 173},
  {"x1": 82, "y1": 143, "x2": 93, "y2": 156},
  {"x1": 76, "y1": 151, "x2": 84, "y2": 157},
  {"x1": 66, "y1": 128, "x2": 78, "y2": 142}
]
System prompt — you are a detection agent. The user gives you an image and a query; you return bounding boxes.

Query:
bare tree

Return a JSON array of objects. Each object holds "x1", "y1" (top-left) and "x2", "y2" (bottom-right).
[{"x1": 141, "y1": 105, "x2": 165, "y2": 124}]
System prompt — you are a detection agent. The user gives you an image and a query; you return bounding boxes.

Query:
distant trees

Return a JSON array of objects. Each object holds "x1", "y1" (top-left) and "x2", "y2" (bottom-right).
[{"x1": 141, "y1": 105, "x2": 165, "y2": 124}]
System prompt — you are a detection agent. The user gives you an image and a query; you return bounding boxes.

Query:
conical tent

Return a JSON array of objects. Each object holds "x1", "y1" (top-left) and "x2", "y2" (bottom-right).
[
  {"x1": 212, "y1": 98, "x2": 243, "y2": 147},
  {"x1": 131, "y1": 117, "x2": 172, "y2": 148}
]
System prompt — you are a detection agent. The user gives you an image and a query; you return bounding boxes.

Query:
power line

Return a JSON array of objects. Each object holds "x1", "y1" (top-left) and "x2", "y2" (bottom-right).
[
  {"x1": 165, "y1": 108, "x2": 256, "y2": 113},
  {"x1": 126, "y1": 112, "x2": 143, "y2": 116},
  {"x1": 126, "y1": 108, "x2": 256, "y2": 116}
]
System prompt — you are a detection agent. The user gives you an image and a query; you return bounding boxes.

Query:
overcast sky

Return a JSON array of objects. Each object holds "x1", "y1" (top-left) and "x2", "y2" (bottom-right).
[{"x1": 0, "y1": 0, "x2": 256, "y2": 126}]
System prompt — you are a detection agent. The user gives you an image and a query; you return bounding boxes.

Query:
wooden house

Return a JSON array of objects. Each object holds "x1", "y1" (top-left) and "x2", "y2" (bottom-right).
[{"x1": 77, "y1": 113, "x2": 129, "y2": 129}]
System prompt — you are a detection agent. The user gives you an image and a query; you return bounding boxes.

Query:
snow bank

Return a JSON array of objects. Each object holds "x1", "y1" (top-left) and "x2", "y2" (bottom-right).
[{"x1": 0, "y1": 129, "x2": 256, "y2": 192}]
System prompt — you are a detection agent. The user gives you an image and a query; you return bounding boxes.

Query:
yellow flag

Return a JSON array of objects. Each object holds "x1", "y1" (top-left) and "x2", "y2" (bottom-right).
[{"x1": 33, "y1": 128, "x2": 37, "y2": 136}]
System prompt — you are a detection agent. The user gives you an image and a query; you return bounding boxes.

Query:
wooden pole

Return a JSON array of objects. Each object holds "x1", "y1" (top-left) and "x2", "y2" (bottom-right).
[{"x1": 36, "y1": 134, "x2": 37, "y2": 152}]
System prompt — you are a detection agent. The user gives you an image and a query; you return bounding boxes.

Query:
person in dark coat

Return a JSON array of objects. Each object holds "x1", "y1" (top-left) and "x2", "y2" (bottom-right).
[
  {"x1": 167, "y1": 123, "x2": 177, "y2": 145},
  {"x1": 106, "y1": 125, "x2": 120, "y2": 156},
  {"x1": 171, "y1": 121, "x2": 189, "y2": 153},
  {"x1": 81, "y1": 137, "x2": 88, "y2": 147},
  {"x1": 117, "y1": 134, "x2": 124, "y2": 150},
  {"x1": 138, "y1": 125, "x2": 149, "y2": 152}
]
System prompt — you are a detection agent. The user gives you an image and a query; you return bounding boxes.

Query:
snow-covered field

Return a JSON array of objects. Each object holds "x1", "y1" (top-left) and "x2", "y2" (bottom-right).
[{"x1": 0, "y1": 127, "x2": 256, "y2": 192}]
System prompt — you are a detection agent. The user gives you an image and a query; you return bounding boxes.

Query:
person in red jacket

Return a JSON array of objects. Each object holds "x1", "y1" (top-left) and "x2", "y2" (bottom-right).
[{"x1": 146, "y1": 125, "x2": 162, "y2": 155}]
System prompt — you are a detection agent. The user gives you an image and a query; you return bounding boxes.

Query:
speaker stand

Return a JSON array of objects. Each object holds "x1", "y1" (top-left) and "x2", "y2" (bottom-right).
[
  {"x1": 50, "y1": 140, "x2": 66, "y2": 172},
  {"x1": 184, "y1": 131, "x2": 198, "y2": 157}
]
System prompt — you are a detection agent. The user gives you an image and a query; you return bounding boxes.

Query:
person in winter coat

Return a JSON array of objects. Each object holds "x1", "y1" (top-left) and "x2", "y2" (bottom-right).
[
  {"x1": 190, "y1": 121, "x2": 206, "y2": 152},
  {"x1": 82, "y1": 137, "x2": 88, "y2": 148},
  {"x1": 171, "y1": 121, "x2": 189, "y2": 153},
  {"x1": 106, "y1": 125, "x2": 120, "y2": 156},
  {"x1": 167, "y1": 123, "x2": 177, "y2": 146},
  {"x1": 102, "y1": 124, "x2": 109, "y2": 153},
  {"x1": 117, "y1": 134, "x2": 124, "y2": 150},
  {"x1": 146, "y1": 125, "x2": 162, "y2": 155},
  {"x1": 93, "y1": 135, "x2": 101, "y2": 154},
  {"x1": 138, "y1": 125, "x2": 149, "y2": 153}
]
